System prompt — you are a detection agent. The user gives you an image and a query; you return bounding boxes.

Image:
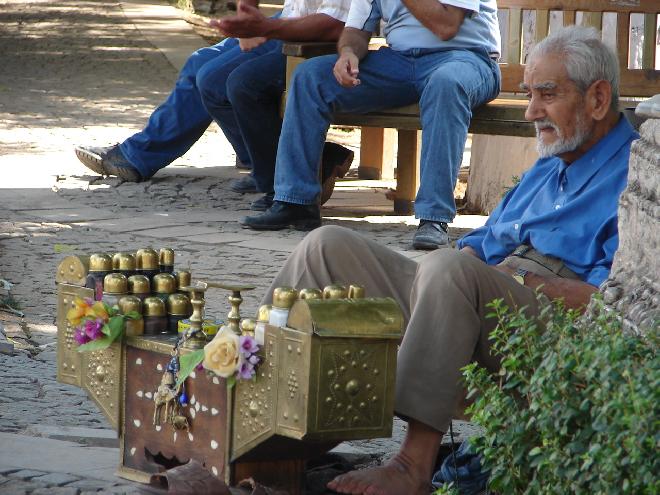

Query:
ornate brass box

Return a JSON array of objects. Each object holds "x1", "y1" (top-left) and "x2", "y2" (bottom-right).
[{"x1": 231, "y1": 297, "x2": 402, "y2": 461}]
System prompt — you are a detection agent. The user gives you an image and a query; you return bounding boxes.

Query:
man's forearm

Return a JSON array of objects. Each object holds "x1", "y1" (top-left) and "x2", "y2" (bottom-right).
[
  {"x1": 400, "y1": 0, "x2": 466, "y2": 40},
  {"x1": 262, "y1": 14, "x2": 344, "y2": 41},
  {"x1": 525, "y1": 273, "x2": 597, "y2": 311},
  {"x1": 337, "y1": 27, "x2": 371, "y2": 60},
  {"x1": 239, "y1": 0, "x2": 259, "y2": 9}
]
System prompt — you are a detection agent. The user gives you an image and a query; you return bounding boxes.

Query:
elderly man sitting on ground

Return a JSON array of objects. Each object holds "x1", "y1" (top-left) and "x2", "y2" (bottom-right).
[{"x1": 262, "y1": 26, "x2": 637, "y2": 494}]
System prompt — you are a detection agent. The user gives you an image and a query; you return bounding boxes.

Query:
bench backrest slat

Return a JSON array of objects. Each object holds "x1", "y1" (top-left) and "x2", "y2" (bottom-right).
[{"x1": 496, "y1": 0, "x2": 659, "y2": 97}]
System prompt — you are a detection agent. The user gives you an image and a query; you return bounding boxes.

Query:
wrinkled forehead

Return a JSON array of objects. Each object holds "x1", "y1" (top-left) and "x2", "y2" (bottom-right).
[{"x1": 521, "y1": 55, "x2": 570, "y2": 92}]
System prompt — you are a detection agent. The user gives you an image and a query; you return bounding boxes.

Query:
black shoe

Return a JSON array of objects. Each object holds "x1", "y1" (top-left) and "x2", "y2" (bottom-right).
[
  {"x1": 240, "y1": 201, "x2": 321, "y2": 231},
  {"x1": 229, "y1": 175, "x2": 257, "y2": 193},
  {"x1": 320, "y1": 142, "x2": 354, "y2": 204},
  {"x1": 74, "y1": 144, "x2": 144, "y2": 182},
  {"x1": 250, "y1": 192, "x2": 274, "y2": 211},
  {"x1": 412, "y1": 220, "x2": 449, "y2": 250}
]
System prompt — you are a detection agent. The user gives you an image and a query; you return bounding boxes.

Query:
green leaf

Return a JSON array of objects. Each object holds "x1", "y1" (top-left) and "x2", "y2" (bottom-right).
[
  {"x1": 123, "y1": 311, "x2": 142, "y2": 320},
  {"x1": 103, "y1": 316, "x2": 125, "y2": 342},
  {"x1": 176, "y1": 349, "x2": 205, "y2": 387},
  {"x1": 226, "y1": 375, "x2": 236, "y2": 389},
  {"x1": 77, "y1": 335, "x2": 113, "y2": 352}
]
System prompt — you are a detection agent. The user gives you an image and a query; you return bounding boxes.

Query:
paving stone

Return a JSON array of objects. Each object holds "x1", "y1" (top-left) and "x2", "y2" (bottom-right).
[
  {"x1": 10, "y1": 469, "x2": 50, "y2": 480},
  {"x1": 31, "y1": 486, "x2": 81, "y2": 495},
  {"x1": 32, "y1": 473, "x2": 81, "y2": 486}
]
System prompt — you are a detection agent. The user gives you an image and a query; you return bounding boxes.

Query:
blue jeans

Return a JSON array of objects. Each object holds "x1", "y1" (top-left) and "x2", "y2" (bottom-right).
[
  {"x1": 119, "y1": 37, "x2": 284, "y2": 179},
  {"x1": 274, "y1": 47, "x2": 501, "y2": 223}
]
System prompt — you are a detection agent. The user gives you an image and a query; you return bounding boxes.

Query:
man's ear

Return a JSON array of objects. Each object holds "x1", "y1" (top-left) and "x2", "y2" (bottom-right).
[{"x1": 586, "y1": 79, "x2": 612, "y2": 121}]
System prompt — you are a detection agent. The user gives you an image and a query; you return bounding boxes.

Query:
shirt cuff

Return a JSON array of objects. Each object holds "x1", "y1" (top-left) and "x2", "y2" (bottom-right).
[
  {"x1": 438, "y1": 0, "x2": 480, "y2": 14},
  {"x1": 316, "y1": 5, "x2": 351, "y2": 22}
]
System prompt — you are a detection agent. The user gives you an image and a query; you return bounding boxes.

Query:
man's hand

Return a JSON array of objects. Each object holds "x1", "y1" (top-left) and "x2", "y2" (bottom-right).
[
  {"x1": 333, "y1": 49, "x2": 361, "y2": 87},
  {"x1": 239, "y1": 36, "x2": 267, "y2": 51},
  {"x1": 210, "y1": 3, "x2": 270, "y2": 39}
]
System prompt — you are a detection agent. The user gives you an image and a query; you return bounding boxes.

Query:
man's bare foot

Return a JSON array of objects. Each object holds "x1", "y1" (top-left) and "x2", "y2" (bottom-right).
[{"x1": 327, "y1": 453, "x2": 431, "y2": 495}]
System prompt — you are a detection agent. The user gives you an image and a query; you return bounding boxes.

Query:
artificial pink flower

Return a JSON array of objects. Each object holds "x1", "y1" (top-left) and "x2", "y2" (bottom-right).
[
  {"x1": 238, "y1": 360, "x2": 255, "y2": 380},
  {"x1": 74, "y1": 328, "x2": 90, "y2": 345},
  {"x1": 239, "y1": 335, "x2": 259, "y2": 356},
  {"x1": 84, "y1": 319, "x2": 104, "y2": 340}
]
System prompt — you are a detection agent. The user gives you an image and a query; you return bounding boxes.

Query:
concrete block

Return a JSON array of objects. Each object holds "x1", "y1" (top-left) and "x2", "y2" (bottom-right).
[
  {"x1": 32, "y1": 473, "x2": 80, "y2": 486},
  {"x1": 10, "y1": 469, "x2": 49, "y2": 480},
  {"x1": 24, "y1": 425, "x2": 118, "y2": 448}
]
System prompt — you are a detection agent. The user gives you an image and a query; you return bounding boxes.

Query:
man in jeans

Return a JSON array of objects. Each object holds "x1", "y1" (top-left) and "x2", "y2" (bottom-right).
[
  {"x1": 241, "y1": 0, "x2": 501, "y2": 248},
  {"x1": 74, "y1": 0, "x2": 353, "y2": 211}
]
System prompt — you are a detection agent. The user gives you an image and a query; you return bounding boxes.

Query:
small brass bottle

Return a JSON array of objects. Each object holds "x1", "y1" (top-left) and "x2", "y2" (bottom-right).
[
  {"x1": 136, "y1": 248, "x2": 159, "y2": 281},
  {"x1": 176, "y1": 270, "x2": 191, "y2": 294},
  {"x1": 143, "y1": 297, "x2": 167, "y2": 335},
  {"x1": 167, "y1": 293, "x2": 192, "y2": 334},
  {"x1": 269, "y1": 287, "x2": 298, "y2": 327},
  {"x1": 118, "y1": 295, "x2": 144, "y2": 337},
  {"x1": 254, "y1": 304, "x2": 271, "y2": 345},
  {"x1": 114, "y1": 253, "x2": 137, "y2": 278},
  {"x1": 152, "y1": 273, "x2": 177, "y2": 303},
  {"x1": 86, "y1": 253, "x2": 113, "y2": 301},
  {"x1": 127, "y1": 274, "x2": 151, "y2": 301},
  {"x1": 159, "y1": 248, "x2": 175, "y2": 274},
  {"x1": 102, "y1": 273, "x2": 128, "y2": 307}
]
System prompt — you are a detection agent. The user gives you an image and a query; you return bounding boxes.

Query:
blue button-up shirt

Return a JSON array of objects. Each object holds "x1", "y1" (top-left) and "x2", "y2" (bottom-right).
[{"x1": 457, "y1": 116, "x2": 638, "y2": 287}]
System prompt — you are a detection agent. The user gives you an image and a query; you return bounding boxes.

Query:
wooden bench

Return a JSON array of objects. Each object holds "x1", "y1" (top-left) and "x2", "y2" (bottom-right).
[{"x1": 283, "y1": 0, "x2": 659, "y2": 214}]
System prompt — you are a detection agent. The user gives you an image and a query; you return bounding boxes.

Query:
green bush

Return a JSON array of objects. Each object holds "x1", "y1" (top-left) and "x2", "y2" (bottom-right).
[{"x1": 462, "y1": 298, "x2": 659, "y2": 495}]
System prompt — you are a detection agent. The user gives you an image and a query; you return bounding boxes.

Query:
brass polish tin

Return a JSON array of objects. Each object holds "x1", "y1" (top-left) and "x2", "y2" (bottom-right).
[
  {"x1": 103, "y1": 273, "x2": 128, "y2": 294},
  {"x1": 118, "y1": 295, "x2": 142, "y2": 315},
  {"x1": 136, "y1": 248, "x2": 158, "y2": 270},
  {"x1": 152, "y1": 273, "x2": 177, "y2": 295},
  {"x1": 272, "y1": 286, "x2": 298, "y2": 309},
  {"x1": 89, "y1": 253, "x2": 113, "y2": 273},
  {"x1": 166, "y1": 293, "x2": 192, "y2": 316},
  {"x1": 127, "y1": 275, "x2": 150, "y2": 295},
  {"x1": 142, "y1": 297, "x2": 166, "y2": 317},
  {"x1": 159, "y1": 248, "x2": 175, "y2": 267}
]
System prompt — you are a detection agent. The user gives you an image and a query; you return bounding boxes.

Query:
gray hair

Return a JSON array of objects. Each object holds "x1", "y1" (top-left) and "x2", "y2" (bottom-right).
[{"x1": 529, "y1": 25, "x2": 620, "y2": 111}]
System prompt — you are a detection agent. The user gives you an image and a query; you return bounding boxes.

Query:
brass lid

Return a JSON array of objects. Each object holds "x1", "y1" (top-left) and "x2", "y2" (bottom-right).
[
  {"x1": 323, "y1": 284, "x2": 348, "y2": 299},
  {"x1": 159, "y1": 248, "x2": 175, "y2": 266},
  {"x1": 240, "y1": 318, "x2": 256, "y2": 335},
  {"x1": 167, "y1": 293, "x2": 192, "y2": 316},
  {"x1": 127, "y1": 274, "x2": 150, "y2": 295},
  {"x1": 272, "y1": 287, "x2": 298, "y2": 309},
  {"x1": 89, "y1": 253, "x2": 112, "y2": 272},
  {"x1": 103, "y1": 273, "x2": 128, "y2": 294},
  {"x1": 143, "y1": 296, "x2": 166, "y2": 316},
  {"x1": 348, "y1": 284, "x2": 366, "y2": 299},
  {"x1": 153, "y1": 273, "x2": 177, "y2": 294},
  {"x1": 112, "y1": 252, "x2": 122, "y2": 271},
  {"x1": 299, "y1": 288, "x2": 323, "y2": 300},
  {"x1": 256, "y1": 304, "x2": 272, "y2": 322},
  {"x1": 118, "y1": 295, "x2": 142, "y2": 315},
  {"x1": 136, "y1": 248, "x2": 158, "y2": 270},
  {"x1": 176, "y1": 270, "x2": 191, "y2": 289},
  {"x1": 116, "y1": 253, "x2": 136, "y2": 272}
]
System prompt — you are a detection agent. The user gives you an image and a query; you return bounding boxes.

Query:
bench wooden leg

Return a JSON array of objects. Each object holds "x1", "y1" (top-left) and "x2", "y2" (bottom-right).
[
  {"x1": 394, "y1": 129, "x2": 421, "y2": 215},
  {"x1": 358, "y1": 127, "x2": 396, "y2": 180}
]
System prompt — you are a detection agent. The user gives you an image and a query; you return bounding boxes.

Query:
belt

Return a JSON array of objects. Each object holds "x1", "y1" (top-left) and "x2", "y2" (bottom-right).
[{"x1": 510, "y1": 245, "x2": 579, "y2": 279}]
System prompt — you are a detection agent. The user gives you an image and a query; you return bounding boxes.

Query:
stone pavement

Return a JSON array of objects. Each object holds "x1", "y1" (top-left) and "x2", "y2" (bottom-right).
[{"x1": 0, "y1": 0, "x2": 485, "y2": 492}]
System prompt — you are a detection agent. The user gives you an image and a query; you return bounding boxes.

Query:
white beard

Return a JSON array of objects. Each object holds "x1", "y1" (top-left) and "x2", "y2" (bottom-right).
[{"x1": 535, "y1": 112, "x2": 591, "y2": 158}]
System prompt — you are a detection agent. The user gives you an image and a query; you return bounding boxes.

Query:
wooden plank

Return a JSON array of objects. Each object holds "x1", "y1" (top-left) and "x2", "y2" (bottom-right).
[
  {"x1": 641, "y1": 13, "x2": 657, "y2": 69},
  {"x1": 233, "y1": 459, "x2": 306, "y2": 495},
  {"x1": 497, "y1": 0, "x2": 659, "y2": 14},
  {"x1": 535, "y1": 9, "x2": 550, "y2": 43},
  {"x1": 563, "y1": 10, "x2": 576, "y2": 26},
  {"x1": 507, "y1": 8, "x2": 523, "y2": 64},
  {"x1": 282, "y1": 42, "x2": 336, "y2": 58},
  {"x1": 358, "y1": 127, "x2": 397, "y2": 180},
  {"x1": 617, "y1": 12, "x2": 631, "y2": 70},
  {"x1": 581, "y1": 11, "x2": 603, "y2": 29},
  {"x1": 394, "y1": 130, "x2": 421, "y2": 215}
]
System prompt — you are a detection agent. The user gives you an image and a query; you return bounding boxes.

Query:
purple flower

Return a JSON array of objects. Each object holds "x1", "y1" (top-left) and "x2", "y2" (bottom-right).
[
  {"x1": 74, "y1": 328, "x2": 90, "y2": 345},
  {"x1": 237, "y1": 360, "x2": 255, "y2": 380},
  {"x1": 195, "y1": 363, "x2": 205, "y2": 371},
  {"x1": 239, "y1": 335, "x2": 259, "y2": 356},
  {"x1": 83, "y1": 297, "x2": 94, "y2": 306},
  {"x1": 248, "y1": 354, "x2": 260, "y2": 366},
  {"x1": 84, "y1": 319, "x2": 103, "y2": 340}
]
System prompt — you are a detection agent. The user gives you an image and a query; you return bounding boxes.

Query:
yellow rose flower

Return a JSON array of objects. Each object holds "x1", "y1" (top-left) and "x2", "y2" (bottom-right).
[
  {"x1": 91, "y1": 301, "x2": 109, "y2": 321},
  {"x1": 66, "y1": 297, "x2": 89, "y2": 326},
  {"x1": 203, "y1": 330, "x2": 240, "y2": 378}
]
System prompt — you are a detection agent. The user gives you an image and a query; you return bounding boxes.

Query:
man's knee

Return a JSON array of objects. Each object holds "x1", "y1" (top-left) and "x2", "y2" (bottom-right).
[
  {"x1": 299, "y1": 225, "x2": 356, "y2": 255},
  {"x1": 416, "y1": 249, "x2": 480, "y2": 287},
  {"x1": 196, "y1": 64, "x2": 230, "y2": 104},
  {"x1": 290, "y1": 56, "x2": 336, "y2": 92}
]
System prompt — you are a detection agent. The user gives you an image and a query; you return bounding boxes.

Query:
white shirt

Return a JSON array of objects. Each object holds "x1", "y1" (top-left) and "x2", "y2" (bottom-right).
[{"x1": 281, "y1": 0, "x2": 351, "y2": 22}]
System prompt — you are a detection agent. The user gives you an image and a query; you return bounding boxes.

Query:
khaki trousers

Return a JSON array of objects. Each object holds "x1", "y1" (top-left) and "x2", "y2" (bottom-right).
[{"x1": 264, "y1": 226, "x2": 545, "y2": 432}]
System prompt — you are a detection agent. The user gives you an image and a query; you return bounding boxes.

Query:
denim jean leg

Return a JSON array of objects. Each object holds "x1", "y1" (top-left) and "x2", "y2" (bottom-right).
[
  {"x1": 226, "y1": 47, "x2": 286, "y2": 193},
  {"x1": 413, "y1": 51, "x2": 500, "y2": 222},
  {"x1": 120, "y1": 38, "x2": 246, "y2": 177},
  {"x1": 275, "y1": 49, "x2": 417, "y2": 204},
  {"x1": 198, "y1": 39, "x2": 283, "y2": 174}
]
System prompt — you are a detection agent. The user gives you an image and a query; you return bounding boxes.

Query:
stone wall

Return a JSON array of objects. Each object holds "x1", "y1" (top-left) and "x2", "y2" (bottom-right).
[{"x1": 596, "y1": 96, "x2": 659, "y2": 336}]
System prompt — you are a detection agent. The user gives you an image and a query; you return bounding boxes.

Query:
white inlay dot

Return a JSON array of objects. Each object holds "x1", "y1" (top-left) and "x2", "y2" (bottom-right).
[
  {"x1": 135, "y1": 358, "x2": 142, "y2": 365},
  {"x1": 211, "y1": 408, "x2": 219, "y2": 416},
  {"x1": 213, "y1": 377, "x2": 219, "y2": 385},
  {"x1": 190, "y1": 371, "x2": 196, "y2": 379},
  {"x1": 145, "y1": 392, "x2": 153, "y2": 399},
  {"x1": 195, "y1": 402, "x2": 200, "y2": 412},
  {"x1": 136, "y1": 391, "x2": 143, "y2": 398},
  {"x1": 190, "y1": 408, "x2": 196, "y2": 419},
  {"x1": 188, "y1": 433, "x2": 194, "y2": 442},
  {"x1": 157, "y1": 363, "x2": 163, "y2": 371},
  {"x1": 211, "y1": 440, "x2": 219, "y2": 450},
  {"x1": 190, "y1": 395, "x2": 196, "y2": 405},
  {"x1": 155, "y1": 425, "x2": 162, "y2": 432},
  {"x1": 212, "y1": 466, "x2": 218, "y2": 476},
  {"x1": 201, "y1": 405, "x2": 208, "y2": 412},
  {"x1": 130, "y1": 447, "x2": 136, "y2": 456},
  {"x1": 133, "y1": 419, "x2": 141, "y2": 428}
]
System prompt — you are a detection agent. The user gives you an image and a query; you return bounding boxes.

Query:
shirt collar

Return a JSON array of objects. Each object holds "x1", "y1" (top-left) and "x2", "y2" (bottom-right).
[{"x1": 557, "y1": 115, "x2": 637, "y2": 192}]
